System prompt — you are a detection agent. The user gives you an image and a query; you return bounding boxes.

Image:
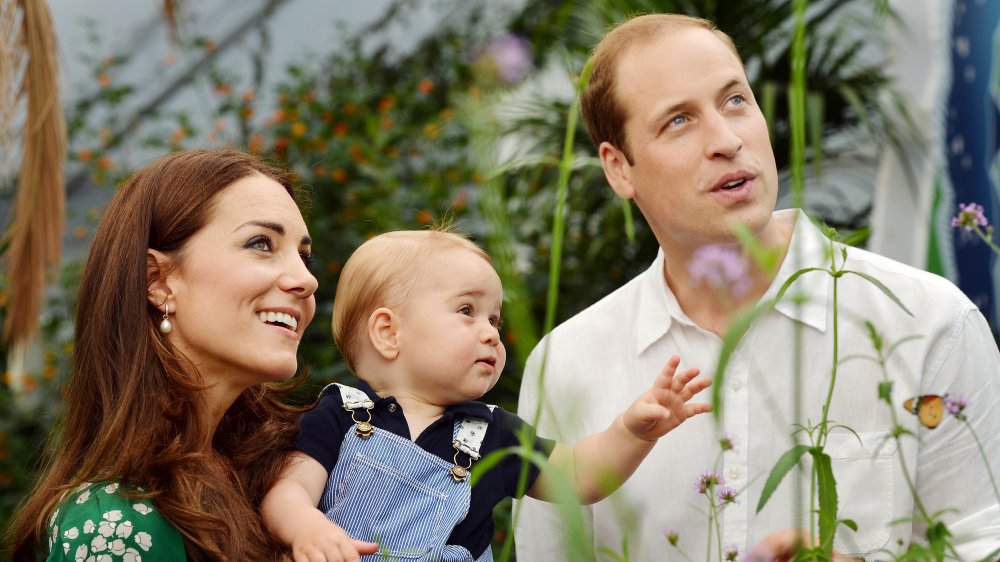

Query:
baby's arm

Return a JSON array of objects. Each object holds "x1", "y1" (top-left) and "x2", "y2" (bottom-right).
[
  {"x1": 261, "y1": 452, "x2": 379, "y2": 562},
  {"x1": 527, "y1": 355, "x2": 710, "y2": 504}
]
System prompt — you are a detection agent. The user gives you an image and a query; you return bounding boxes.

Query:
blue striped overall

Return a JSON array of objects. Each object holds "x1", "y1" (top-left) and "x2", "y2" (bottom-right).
[{"x1": 318, "y1": 384, "x2": 494, "y2": 562}]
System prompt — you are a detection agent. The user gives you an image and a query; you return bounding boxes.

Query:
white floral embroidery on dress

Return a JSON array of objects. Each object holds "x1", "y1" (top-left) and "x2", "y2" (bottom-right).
[
  {"x1": 74, "y1": 543, "x2": 87, "y2": 562},
  {"x1": 103, "y1": 510, "x2": 123, "y2": 522},
  {"x1": 103, "y1": 483, "x2": 120, "y2": 494},
  {"x1": 63, "y1": 542, "x2": 70, "y2": 554},
  {"x1": 64, "y1": 527, "x2": 80, "y2": 539},
  {"x1": 84, "y1": 519, "x2": 96, "y2": 533},
  {"x1": 132, "y1": 503, "x2": 153, "y2": 515},
  {"x1": 116, "y1": 520, "x2": 134, "y2": 538},
  {"x1": 123, "y1": 548, "x2": 142, "y2": 562},
  {"x1": 98, "y1": 520, "x2": 116, "y2": 537},
  {"x1": 76, "y1": 490, "x2": 92, "y2": 505},
  {"x1": 91, "y1": 534, "x2": 108, "y2": 552},
  {"x1": 134, "y1": 531, "x2": 153, "y2": 551},
  {"x1": 108, "y1": 538, "x2": 127, "y2": 556}
]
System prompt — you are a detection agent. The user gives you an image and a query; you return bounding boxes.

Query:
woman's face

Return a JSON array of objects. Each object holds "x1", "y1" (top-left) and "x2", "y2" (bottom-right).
[{"x1": 161, "y1": 173, "x2": 318, "y2": 392}]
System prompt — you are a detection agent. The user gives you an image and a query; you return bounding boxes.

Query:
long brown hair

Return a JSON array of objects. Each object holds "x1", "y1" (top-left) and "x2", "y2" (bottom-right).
[{"x1": 6, "y1": 150, "x2": 305, "y2": 561}]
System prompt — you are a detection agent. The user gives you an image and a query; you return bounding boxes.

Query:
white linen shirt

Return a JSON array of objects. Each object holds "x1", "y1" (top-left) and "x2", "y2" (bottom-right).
[{"x1": 515, "y1": 209, "x2": 1000, "y2": 562}]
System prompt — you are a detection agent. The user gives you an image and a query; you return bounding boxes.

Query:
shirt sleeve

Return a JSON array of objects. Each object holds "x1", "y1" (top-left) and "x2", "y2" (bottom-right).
[
  {"x1": 916, "y1": 309, "x2": 1000, "y2": 561},
  {"x1": 296, "y1": 388, "x2": 349, "y2": 472},
  {"x1": 513, "y1": 341, "x2": 591, "y2": 562},
  {"x1": 490, "y1": 406, "x2": 556, "y2": 499},
  {"x1": 45, "y1": 482, "x2": 186, "y2": 562}
]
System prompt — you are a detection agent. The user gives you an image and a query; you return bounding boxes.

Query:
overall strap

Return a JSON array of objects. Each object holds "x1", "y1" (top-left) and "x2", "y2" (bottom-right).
[
  {"x1": 452, "y1": 408, "x2": 494, "y2": 460},
  {"x1": 332, "y1": 383, "x2": 375, "y2": 410},
  {"x1": 448, "y1": 405, "x2": 496, "y2": 484},
  {"x1": 330, "y1": 383, "x2": 376, "y2": 439}
]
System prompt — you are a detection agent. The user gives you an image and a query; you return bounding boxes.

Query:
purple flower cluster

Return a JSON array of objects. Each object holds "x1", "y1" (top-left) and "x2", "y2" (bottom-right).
[
  {"x1": 723, "y1": 545, "x2": 740, "y2": 562},
  {"x1": 694, "y1": 470, "x2": 724, "y2": 495},
  {"x1": 689, "y1": 245, "x2": 751, "y2": 297},
  {"x1": 718, "y1": 432, "x2": 736, "y2": 452},
  {"x1": 945, "y1": 395, "x2": 970, "y2": 416},
  {"x1": 951, "y1": 202, "x2": 989, "y2": 232},
  {"x1": 716, "y1": 486, "x2": 738, "y2": 504},
  {"x1": 483, "y1": 34, "x2": 533, "y2": 85}
]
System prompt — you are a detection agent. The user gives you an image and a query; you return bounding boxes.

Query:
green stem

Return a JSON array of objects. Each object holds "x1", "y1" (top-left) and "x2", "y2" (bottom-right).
[
  {"x1": 961, "y1": 418, "x2": 1000, "y2": 507},
  {"x1": 973, "y1": 226, "x2": 1000, "y2": 256}
]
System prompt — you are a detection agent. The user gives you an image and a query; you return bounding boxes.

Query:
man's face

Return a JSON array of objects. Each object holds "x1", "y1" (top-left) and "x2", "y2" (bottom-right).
[{"x1": 600, "y1": 27, "x2": 780, "y2": 252}]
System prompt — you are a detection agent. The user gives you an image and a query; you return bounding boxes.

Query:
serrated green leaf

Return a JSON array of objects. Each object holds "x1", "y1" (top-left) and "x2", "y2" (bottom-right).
[
  {"x1": 757, "y1": 444, "x2": 811, "y2": 513},
  {"x1": 811, "y1": 449, "x2": 838, "y2": 556}
]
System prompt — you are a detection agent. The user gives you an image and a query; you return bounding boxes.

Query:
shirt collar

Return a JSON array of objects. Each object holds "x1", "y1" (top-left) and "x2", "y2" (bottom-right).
[
  {"x1": 353, "y1": 378, "x2": 494, "y2": 421},
  {"x1": 765, "y1": 209, "x2": 830, "y2": 332},
  {"x1": 634, "y1": 209, "x2": 830, "y2": 355}
]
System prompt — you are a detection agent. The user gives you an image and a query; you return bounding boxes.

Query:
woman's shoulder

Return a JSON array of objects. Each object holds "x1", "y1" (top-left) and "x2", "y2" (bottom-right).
[{"x1": 45, "y1": 481, "x2": 186, "y2": 561}]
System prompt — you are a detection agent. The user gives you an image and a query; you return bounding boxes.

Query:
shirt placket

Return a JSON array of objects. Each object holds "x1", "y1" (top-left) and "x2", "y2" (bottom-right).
[{"x1": 722, "y1": 346, "x2": 750, "y2": 551}]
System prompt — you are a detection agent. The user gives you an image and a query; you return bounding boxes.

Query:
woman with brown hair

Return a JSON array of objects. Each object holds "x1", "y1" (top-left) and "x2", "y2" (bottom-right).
[{"x1": 5, "y1": 149, "x2": 319, "y2": 561}]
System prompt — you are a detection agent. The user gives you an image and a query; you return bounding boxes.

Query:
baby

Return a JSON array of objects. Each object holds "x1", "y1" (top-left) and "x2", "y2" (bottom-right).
[{"x1": 261, "y1": 229, "x2": 711, "y2": 562}]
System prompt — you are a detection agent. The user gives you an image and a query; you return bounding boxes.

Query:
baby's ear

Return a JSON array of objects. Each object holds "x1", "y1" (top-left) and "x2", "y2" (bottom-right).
[{"x1": 367, "y1": 307, "x2": 399, "y2": 360}]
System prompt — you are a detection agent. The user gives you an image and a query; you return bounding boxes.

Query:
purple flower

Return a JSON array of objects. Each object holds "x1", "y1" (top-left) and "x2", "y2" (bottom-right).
[
  {"x1": 951, "y1": 202, "x2": 989, "y2": 232},
  {"x1": 724, "y1": 545, "x2": 740, "y2": 562},
  {"x1": 716, "y1": 486, "x2": 738, "y2": 504},
  {"x1": 689, "y1": 245, "x2": 751, "y2": 297},
  {"x1": 665, "y1": 528, "x2": 680, "y2": 547},
  {"x1": 944, "y1": 395, "x2": 970, "y2": 416},
  {"x1": 477, "y1": 34, "x2": 533, "y2": 85},
  {"x1": 694, "y1": 470, "x2": 724, "y2": 495},
  {"x1": 719, "y1": 432, "x2": 737, "y2": 452}
]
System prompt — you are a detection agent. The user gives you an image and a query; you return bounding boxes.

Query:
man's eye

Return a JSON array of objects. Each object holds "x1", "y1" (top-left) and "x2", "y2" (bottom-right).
[
  {"x1": 670, "y1": 115, "x2": 687, "y2": 127},
  {"x1": 728, "y1": 94, "x2": 745, "y2": 107}
]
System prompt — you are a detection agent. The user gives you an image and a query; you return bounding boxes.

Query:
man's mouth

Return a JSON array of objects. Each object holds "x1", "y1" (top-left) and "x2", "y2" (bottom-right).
[
  {"x1": 257, "y1": 311, "x2": 298, "y2": 332},
  {"x1": 720, "y1": 178, "x2": 747, "y2": 190}
]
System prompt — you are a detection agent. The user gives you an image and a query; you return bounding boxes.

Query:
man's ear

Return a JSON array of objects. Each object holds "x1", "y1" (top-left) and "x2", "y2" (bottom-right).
[
  {"x1": 367, "y1": 307, "x2": 399, "y2": 361},
  {"x1": 146, "y1": 249, "x2": 173, "y2": 311},
  {"x1": 599, "y1": 141, "x2": 636, "y2": 200}
]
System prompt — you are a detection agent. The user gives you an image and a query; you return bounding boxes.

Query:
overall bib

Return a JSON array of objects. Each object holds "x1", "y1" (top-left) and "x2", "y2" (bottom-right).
[{"x1": 319, "y1": 384, "x2": 494, "y2": 562}]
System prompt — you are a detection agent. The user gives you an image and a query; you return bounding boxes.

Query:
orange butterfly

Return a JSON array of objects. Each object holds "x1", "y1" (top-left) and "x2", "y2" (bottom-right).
[{"x1": 903, "y1": 394, "x2": 946, "y2": 429}]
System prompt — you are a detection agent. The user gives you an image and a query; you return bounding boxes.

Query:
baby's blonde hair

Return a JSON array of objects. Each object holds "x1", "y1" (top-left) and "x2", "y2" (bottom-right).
[{"x1": 332, "y1": 228, "x2": 491, "y2": 374}]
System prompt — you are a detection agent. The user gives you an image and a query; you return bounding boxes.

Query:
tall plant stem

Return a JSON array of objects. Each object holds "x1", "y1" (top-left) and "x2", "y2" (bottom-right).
[{"x1": 961, "y1": 419, "x2": 1000, "y2": 507}]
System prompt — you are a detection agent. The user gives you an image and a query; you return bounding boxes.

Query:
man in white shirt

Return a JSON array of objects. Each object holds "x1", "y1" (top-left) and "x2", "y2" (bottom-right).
[{"x1": 515, "y1": 13, "x2": 1000, "y2": 562}]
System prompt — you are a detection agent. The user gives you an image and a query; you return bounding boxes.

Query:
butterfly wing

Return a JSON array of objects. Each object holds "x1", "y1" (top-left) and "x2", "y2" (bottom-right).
[
  {"x1": 918, "y1": 395, "x2": 945, "y2": 429},
  {"x1": 903, "y1": 395, "x2": 945, "y2": 429}
]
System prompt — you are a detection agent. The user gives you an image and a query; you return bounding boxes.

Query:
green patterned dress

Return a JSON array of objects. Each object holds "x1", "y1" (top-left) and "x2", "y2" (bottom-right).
[{"x1": 44, "y1": 482, "x2": 186, "y2": 561}]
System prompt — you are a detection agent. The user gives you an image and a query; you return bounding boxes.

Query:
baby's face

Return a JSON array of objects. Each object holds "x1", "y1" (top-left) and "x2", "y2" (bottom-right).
[{"x1": 392, "y1": 247, "x2": 506, "y2": 405}]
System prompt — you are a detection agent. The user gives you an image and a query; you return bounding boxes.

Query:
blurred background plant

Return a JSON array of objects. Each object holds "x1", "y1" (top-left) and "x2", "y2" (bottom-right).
[{"x1": 0, "y1": 0, "x2": 918, "y2": 552}]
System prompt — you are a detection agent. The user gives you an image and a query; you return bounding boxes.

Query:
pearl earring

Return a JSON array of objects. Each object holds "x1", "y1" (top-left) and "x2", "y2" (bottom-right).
[{"x1": 159, "y1": 302, "x2": 173, "y2": 334}]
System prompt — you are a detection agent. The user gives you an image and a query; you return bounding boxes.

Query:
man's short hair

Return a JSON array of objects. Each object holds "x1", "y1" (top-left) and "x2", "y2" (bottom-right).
[{"x1": 580, "y1": 13, "x2": 740, "y2": 164}]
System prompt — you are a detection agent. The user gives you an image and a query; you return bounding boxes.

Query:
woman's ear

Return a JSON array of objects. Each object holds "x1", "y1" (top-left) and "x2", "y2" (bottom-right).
[
  {"x1": 366, "y1": 307, "x2": 399, "y2": 361},
  {"x1": 147, "y1": 249, "x2": 172, "y2": 310}
]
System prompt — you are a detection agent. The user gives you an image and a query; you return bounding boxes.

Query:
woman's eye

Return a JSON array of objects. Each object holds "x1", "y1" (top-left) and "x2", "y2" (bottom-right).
[
  {"x1": 300, "y1": 251, "x2": 315, "y2": 271},
  {"x1": 246, "y1": 235, "x2": 272, "y2": 252}
]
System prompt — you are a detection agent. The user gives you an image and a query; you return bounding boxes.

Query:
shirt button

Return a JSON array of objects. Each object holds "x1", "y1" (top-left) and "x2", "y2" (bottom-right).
[
  {"x1": 731, "y1": 380, "x2": 743, "y2": 392},
  {"x1": 387, "y1": 403, "x2": 397, "y2": 413},
  {"x1": 729, "y1": 466, "x2": 743, "y2": 480}
]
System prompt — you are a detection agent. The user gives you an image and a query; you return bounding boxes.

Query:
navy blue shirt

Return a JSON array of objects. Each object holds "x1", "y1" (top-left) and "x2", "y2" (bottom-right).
[{"x1": 296, "y1": 380, "x2": 555, "y2": 558}]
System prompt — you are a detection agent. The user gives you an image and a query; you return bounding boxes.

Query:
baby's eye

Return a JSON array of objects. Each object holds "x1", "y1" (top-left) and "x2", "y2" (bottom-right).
[
  {"x1": 245, "y1": 235, "x2": 273, "y2": 252},
  {"x1": 489, "y1": 315, "x2": 503, "y2": 329},
  {"x1": 458, "y1": 305, "x2": 474, "y2": 317}
]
